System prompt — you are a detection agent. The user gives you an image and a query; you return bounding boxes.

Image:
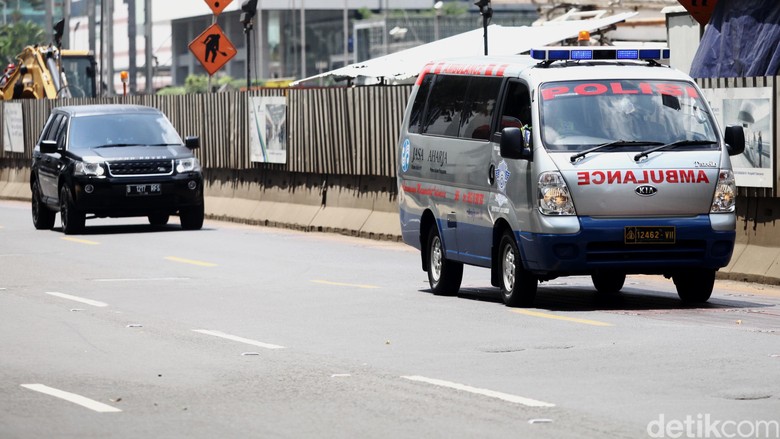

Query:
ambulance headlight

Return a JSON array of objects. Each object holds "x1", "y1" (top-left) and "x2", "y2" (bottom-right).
[
  {"x1": 538, "y1": 171, "x2": 576, "y2": 215},
  {"x1": 711, "y1": 169, "x2": 736, "y2": 213}
]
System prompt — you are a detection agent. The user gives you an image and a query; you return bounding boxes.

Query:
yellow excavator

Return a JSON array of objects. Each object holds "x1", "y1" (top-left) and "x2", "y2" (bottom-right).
[{"x1": 0, "y1": 19, "x2": 96, "y2": 100}]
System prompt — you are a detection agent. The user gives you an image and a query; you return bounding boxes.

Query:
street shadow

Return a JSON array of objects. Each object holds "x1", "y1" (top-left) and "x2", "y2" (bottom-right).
[
  {"x1": 55, "y1": 223, "x2": 215, "y2": 236},
  {"x1": 422, "y1": 282, "x2": 773, "y2": 312}
]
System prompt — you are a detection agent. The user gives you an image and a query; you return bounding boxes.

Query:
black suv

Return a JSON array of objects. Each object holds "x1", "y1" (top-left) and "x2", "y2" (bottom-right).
[{"x1": 31, "y1": 104, "x2": 205, "y2": 234}]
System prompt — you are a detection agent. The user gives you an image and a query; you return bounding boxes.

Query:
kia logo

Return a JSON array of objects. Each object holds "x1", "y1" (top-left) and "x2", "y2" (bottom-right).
[{"x1": 635, "y1": 185, "x2": 658, "y2": 196}]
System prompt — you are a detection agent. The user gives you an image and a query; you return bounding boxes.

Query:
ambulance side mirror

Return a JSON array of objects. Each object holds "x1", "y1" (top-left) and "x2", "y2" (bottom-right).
[
  {"x1": 500, "y1": 127, "x2": 533, "y2": 161},
  {"x1": 724, "y1": 125, "x2": 745, "y2": 156}
]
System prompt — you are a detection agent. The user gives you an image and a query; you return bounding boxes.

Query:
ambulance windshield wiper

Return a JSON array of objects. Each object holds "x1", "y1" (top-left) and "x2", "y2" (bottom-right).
[
  {"x1": 570, "y1": 140, "x2": 661, "y2": 163},
  {"x1": 633, "y1": 139, "x2": 718, "y2": 162}
]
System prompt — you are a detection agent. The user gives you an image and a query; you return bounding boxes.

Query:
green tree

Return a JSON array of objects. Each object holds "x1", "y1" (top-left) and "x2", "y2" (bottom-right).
[
  {"x1": 184, "y1": 74, "x2": 236, "y2": 94},
  {"x1": 0, "y1": 21, "x2": 46, "y2": 65}
]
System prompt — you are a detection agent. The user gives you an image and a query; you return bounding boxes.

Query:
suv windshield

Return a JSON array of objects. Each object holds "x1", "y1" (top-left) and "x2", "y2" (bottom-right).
[
  {"x1": 69, "y1": 113, "x2": 183, "y2": 149},
  {"x1": 539, "y1": 79, "x2": 719, "y2": 152}
]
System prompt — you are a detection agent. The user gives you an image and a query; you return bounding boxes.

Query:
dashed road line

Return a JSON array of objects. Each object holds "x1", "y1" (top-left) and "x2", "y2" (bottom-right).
[
  {"x1": 21, "y1": 384, "x2": 122, "y2": 413},
  {"x1": 92, "y1": 277, "x2": 190, "y2": 282},
  {"x1": 165, "y1": 256, "x2": 217, "y2": 267},
  {"x1": 61, "y1": 237, "x2": 100, "y2": 245},
  {"x1": 192, "y1": 329, "x2": 285, "y2": 349},
  {"x1": 311, "y1": 280, "x2": 380, "y2": 289},
  {"x1": 511, "y1": 309, "x2": 614, "y2": 327},
  {"x1": 46, "y1": 292, "x2": 108, "y2": 308},
  {"x1": 401, "y1": 375, "x2": 555, "y2": 407}
]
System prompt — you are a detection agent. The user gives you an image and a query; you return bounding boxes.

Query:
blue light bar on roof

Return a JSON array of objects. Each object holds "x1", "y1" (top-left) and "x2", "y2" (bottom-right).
[{"x1": 531, "y1": 47, "x2": 670, "y2": 63}]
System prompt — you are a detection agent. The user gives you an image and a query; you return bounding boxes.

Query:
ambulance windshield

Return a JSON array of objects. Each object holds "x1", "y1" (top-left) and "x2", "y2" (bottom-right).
[{"x1": 539, "y1": 80, "x2": 718, "y2": 152}]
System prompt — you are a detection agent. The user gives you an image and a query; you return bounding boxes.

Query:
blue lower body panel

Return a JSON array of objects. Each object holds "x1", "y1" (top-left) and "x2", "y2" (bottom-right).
[{"x1": 519, "y1": 215, "x2": 735, "y2": 276}]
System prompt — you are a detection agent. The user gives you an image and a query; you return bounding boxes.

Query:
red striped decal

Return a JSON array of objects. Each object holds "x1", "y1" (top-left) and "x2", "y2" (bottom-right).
[{"x1": 415, "y1": 63, "x2": 434, "y2": 86}]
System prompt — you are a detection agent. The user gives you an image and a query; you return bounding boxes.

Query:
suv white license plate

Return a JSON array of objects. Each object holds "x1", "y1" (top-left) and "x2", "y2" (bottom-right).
[{"x1": 126, "y1": 184, "x2": 161, "y2": 196}]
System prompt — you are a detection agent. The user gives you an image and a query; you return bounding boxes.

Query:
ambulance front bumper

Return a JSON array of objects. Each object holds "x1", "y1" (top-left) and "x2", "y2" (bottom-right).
[{"x1": 518, "y1": 215, "x2": 735, "y2": 276}]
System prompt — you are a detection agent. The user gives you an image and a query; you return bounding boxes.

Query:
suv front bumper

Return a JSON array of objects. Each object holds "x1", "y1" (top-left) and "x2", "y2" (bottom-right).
[{"x1": 70, "y1": 173, "x2": 203, "y2": 217}]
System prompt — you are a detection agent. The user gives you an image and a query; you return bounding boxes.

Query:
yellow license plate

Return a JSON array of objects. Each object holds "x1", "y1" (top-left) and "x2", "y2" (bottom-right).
[{"x1": 624, "y1": 226, "x2": 676, "y2": 244}]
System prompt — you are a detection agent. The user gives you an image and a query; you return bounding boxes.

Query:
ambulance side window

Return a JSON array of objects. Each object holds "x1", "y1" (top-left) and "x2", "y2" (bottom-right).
[
  {"x1": 461, "y1": 76, "x2": 503, "y2": 140},
  {"x1": 421, "y1": 75, "x2": 469, "y2": 138},
  {"x1": 408, "y1": 74, "x2": 433, "y2": 134},
  {"x1": 498, "y1": 80, "x2": 531, "y2": 131}
]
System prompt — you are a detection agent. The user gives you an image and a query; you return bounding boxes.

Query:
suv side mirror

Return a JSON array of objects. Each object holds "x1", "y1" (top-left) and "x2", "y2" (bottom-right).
[
  {"x1": 185, "y1": 136, "x2": 200, "y2": 150},
  {"x1": 500, "y1": 127, "x2": 532, "y2": 161},
  {"x1": 40, "y1": 139, "x2": 58, "y2": 154},
  {"x1": 724, "y1": 125, "x2": 745, "y2": 156}
]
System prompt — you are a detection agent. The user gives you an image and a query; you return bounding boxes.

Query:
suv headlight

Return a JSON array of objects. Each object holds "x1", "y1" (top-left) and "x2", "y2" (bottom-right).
[
  {"x1": 176, "y1": 157, "x2": 201, "y2": 174},
  {"x1": 538, "y1": 171, "x2": 576, "y2": 215},
  {"x1": 73, "y1": 161, "x2": 106, "y2": 177},
  {"x1": 711, "y1": 169, "x2": 736, "y2": 213}
]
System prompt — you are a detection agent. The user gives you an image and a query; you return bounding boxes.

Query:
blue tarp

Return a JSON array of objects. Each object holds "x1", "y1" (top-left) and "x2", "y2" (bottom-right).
[{"x1": 690, "y1": 0, "x2": 780, "y2": 78}]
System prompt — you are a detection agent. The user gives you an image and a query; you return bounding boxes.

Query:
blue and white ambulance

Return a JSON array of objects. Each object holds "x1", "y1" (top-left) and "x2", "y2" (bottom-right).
[{"x1": 397, "y1": 45, "x2": 745, "y2": 307}]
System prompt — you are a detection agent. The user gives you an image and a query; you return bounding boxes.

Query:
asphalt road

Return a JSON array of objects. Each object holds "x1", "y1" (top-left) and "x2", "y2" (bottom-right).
[{"x1": 1, "y1": 200, "x2": 779, "y2": 439}]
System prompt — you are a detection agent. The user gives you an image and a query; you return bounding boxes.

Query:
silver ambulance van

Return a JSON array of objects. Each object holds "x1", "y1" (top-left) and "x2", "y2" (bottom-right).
[{"x1": 397, "y1": 46, "x2": 745, "y2": 307}]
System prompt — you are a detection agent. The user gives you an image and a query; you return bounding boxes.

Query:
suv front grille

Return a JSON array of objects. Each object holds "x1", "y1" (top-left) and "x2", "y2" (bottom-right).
[{"x1": 107, "y1": 160, "x2": 174, "y2": 177}]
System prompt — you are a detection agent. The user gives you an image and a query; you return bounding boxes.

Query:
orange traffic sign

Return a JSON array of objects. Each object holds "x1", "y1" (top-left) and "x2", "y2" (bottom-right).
[
  {"x1": 203, "y1": 0, "x2": 233, "y2": 15},
  {"x1": 676, "y1": 0, "x2": 718, "y2": 25},
  {"x1": 189, "y1": 23, "x2": 237, "y2": 76}
]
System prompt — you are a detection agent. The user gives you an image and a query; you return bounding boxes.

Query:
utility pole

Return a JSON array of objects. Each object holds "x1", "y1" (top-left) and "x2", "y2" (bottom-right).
[
  {"x1": 106, "y1": 0, "x2": 114, "y2": 96},
  {"x1": 475, "y1": 0, "x2": 492, "y2": 56},
  {"x1": 88, "y1": 0, "x2": 96, "y2": 52},
  {"x1": 241, "y1": 0, "x2": 258, "y2": 90},
  {"x1": 44, "y1": 0, "x2": 52, "y2": 43},
  {"x1": 62, "y1": 0, "x2": 71, "y2": 48},
  {"x1": 343, "y1": 0, "x2": 348, "y2": 66},
  {"x1": 126, "y1": 0, "x2": 137, "y2": 94},
  {"x1": 300, "y1": 0, "x2": 306, "y2": 78},
  {"x1": 144, "y1": 0, "x2": 152, "y2": 94}
]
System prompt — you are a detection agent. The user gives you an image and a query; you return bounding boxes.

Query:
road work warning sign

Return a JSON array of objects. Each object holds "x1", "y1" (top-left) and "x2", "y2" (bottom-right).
[{"x1": 189, "y1": 23, "x2": 237, "y2": 76}]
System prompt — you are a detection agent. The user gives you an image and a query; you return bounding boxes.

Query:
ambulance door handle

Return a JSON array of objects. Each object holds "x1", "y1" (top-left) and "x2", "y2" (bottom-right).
[{"x1": 488, "y1": 164, "x2": 495, "y2": 186}]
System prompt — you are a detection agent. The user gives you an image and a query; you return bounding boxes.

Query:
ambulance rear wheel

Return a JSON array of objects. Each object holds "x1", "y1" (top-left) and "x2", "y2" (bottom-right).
[
  {"x1": 673, "y1": 269, "x2": 715, "y2": 303},
  {"x1": 591, "y1": 272, "x2": 626, "y2": 295},
  {"x1": 499, "y1": 231, "x2": 537, "y2": 307},
  {"x1": 426, "y1": 225, "x2": 463, "y2": 296}
]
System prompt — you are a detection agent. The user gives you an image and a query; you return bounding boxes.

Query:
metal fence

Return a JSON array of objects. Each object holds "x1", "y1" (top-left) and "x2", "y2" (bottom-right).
[{"x1": 0, "y1": 85, "x2": 413, "y2": 178}]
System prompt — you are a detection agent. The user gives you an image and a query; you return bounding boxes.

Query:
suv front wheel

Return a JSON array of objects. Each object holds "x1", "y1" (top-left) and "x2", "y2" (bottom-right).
[
  {"x1": 180, "y1": 201, "x2": 204, "y2": 230},
  {"x1": 60, "y1": 186, "x2": 85, "y2": 235}
]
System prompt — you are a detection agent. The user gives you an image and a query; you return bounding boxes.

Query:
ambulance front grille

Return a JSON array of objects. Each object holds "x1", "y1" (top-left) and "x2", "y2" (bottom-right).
[{"x1": 585, "y1": 240, "x2": 707, "y2": 263}]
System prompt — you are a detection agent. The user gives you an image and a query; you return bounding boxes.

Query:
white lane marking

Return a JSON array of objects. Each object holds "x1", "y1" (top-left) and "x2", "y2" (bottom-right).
[
  {"x1": 21, "y1": 384, "x2": 122, "y2": 413},
  {"x1": 92, "y1": 277, "x2": 190, "y2": 282},
  {"x1": 192, "y1": 329, "x2": 285, "y2": 350},
  {"x1": 46, "y1": 292, "x2": 108, "y2": 308},
  {"x1": 401, "y1": 375, "x2": 555, "y2": 407}
]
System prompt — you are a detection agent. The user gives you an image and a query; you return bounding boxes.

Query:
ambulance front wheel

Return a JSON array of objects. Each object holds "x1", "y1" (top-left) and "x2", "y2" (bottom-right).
[
  {"x1": 499, "y1": 231, "x2": 538, "y2": 307},
  {"x1": 426, "y1": 225, "x2": 463, "y2": 296},
  {"x1": 673, "y1": 269, "x2": 715, "y2": 303}
]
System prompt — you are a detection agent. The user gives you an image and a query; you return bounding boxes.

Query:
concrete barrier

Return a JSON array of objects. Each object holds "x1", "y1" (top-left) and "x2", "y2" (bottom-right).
[
  {"x1": 5, "y1": 164, "x2": 780, "y2": 284},
  {"x1": 0, "y1": 165, "x2": 30, "y2": 201}
]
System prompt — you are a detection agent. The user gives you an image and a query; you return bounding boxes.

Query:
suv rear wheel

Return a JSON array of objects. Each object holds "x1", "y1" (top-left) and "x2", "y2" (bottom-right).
[
  {"x1": 32, "y1": 180, "x2": 56, "y2": 229},
  {"x1": 60, "y1": 186, "x2": 85, "y2": 235}
]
